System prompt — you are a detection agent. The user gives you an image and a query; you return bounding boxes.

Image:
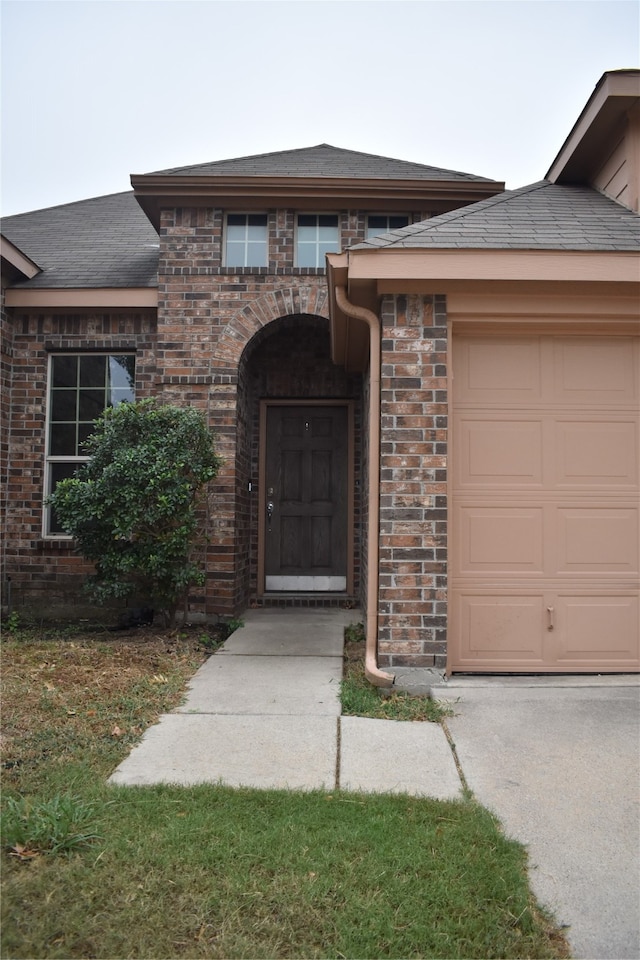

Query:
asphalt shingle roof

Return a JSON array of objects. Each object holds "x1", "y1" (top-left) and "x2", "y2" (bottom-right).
[
  {"x1": 1, "y1": 192, "x2": 159, "y2": 289},
  {"x1": 352, "y1": 182, "x2": 640, "y2": 252},
  {"x1": 4, "y1": 178, "x2": 637, "y2": 293},
  {"x1": 147, "y1": 143, "x2": 496, "y2": 183}
]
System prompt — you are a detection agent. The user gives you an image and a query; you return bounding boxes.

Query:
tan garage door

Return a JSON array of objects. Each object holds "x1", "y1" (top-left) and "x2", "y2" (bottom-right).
[{"x1": 450, "y1": 331, "x2": 639, "y2": 673}]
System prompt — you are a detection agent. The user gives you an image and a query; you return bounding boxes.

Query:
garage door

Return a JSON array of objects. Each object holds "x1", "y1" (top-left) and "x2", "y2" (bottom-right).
[{"x1": 450, "y1": 332, "x2": 639, "y2": 673}]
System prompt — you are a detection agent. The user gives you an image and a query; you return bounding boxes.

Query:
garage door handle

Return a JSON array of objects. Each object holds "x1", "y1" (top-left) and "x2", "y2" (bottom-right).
[{"x1": 546, "y1": 606, "x2": 555, "y2": 631}]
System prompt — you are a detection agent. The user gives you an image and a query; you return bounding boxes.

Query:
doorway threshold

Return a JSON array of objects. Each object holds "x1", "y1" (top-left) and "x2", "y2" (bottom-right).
[{"x1": 255, "y1": 593, "x2": 358, "y2": 609}]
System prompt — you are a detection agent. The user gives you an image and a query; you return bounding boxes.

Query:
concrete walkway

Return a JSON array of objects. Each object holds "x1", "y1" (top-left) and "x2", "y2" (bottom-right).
[
  {"x1": 109, "y1": 608, "x2": 640, "y2": 960},
  {"x1": 109, "y1": 608, "x2": 460, "y2": 798}
]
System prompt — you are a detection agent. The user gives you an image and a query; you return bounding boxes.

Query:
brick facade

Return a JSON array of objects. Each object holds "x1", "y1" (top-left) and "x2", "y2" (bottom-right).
[
  {"x1": 2, "y1": 312, "x2": 156, "y2": 615},
  {"x1": 377, "y1": 294, "x2": 448, "y2": 670},
  {"x1": 154, "y1": 206, "x2": 371, "y2": 617},
  {"x1": 1, "y1": 288, "x2": 13, "y2": 609},
  {"x1": 2, "y1": 206, "x2": 390, "y2": 618},
  {"x1": 2, "y1": 199, "x2": 448, "y2": 666}
]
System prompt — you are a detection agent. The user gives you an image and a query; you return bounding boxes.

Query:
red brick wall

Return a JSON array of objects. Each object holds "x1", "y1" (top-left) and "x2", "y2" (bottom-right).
[
  {"x1": 377, "y1": 294, "x2": 448, "y2": 670},
  {"x1": 1, "y1": 292, "x2": 14, "y2": 610},
  {"x1": 154, "y1": 206, "x2": 370, "y2": 616},
  {"x1": 3, "y1": 205, "x2": 443, "y2": 640},
  {"x1": 2, "y1": 312, "x2": 156, "y2": 615}
]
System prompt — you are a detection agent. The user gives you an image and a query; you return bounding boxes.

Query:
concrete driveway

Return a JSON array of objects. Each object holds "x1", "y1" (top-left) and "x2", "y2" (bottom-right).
[{"x1": 440, "y1": 681, "x2": 640, "y2": 960}]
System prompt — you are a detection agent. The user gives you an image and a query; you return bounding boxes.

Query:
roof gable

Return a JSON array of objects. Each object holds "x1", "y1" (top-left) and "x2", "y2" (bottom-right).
[{"x1": 546, "y1": 70, "x2": 640, "y2": 190}]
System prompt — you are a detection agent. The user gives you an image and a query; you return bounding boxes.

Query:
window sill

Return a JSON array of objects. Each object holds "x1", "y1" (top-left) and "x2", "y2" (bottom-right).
[
  {"x1": 195, "y1": 266, "x2": 328, "y2": 276},
  {"x1": 37, "y1": 537, "x2": 76, "y2": 552}
]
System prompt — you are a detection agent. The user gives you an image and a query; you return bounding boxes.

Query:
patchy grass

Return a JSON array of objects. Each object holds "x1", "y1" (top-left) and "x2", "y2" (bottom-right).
[
  {"x1": 1, "y1": 619, "x2": 570, "y2": 960},
  {"x1": 341, "y1": 622, "x2": 451, "y2": 723},
  {"x1": 1, "y1": 622, "x2": 212, "y2": 795}
]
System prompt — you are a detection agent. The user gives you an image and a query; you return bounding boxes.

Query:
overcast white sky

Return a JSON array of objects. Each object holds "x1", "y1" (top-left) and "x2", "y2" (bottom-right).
[{"x1": 1, "y1": 0, "x2": 638, "y2": 217}]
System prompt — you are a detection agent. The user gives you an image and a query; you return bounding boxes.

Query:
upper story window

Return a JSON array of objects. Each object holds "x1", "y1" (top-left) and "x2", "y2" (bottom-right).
[
  {"x1": 367, "y1": 215, "x2": 410, "y2": 238},
  {"x1": 45, "y1": 354, "x2": 135, "y2": 535},
  {"x1": 225, "y1": 214, "x2": 268, "y2": 267},
  {"x1": 296, "y1": 214, "x2": 339, "y2": 268}
]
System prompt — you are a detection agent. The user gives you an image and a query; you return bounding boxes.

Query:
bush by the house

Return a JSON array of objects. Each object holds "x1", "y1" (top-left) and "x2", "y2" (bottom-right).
[{"x1": 48, "y1": 399, "x2": 222, "y2": 624}]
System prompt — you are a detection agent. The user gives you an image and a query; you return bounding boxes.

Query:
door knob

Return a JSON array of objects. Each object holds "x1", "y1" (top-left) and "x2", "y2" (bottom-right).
[{"x1": 266, "y1": 501, "x2": 274, "y2": 524}]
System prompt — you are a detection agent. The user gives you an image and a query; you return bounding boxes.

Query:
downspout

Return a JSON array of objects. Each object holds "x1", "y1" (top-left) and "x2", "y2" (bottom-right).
[{"x1": 335, "y1": 286, "x2": 394, "y2": 687}]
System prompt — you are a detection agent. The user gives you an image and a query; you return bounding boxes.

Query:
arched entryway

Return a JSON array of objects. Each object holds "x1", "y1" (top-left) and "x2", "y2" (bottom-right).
[{"x1": 237, "y1": 313, "x2": 363, "y2": 606}]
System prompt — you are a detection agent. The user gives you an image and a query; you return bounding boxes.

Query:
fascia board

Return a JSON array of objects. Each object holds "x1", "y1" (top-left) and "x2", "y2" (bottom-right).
[
  {"x1": 346, "y1": 248, "x2": 640, "y2": 283},
  {"x1": 1, "y1": 235, "x2": 41, "y2": 279},
  {"x1": 4, "y1": 288, "x2": 158, "y2": 308},
  {"x1": 131, "y1": 174, "x2": 502, "y2": 199},
  {"x1": 132, "y1": 175, "x2": 505, "y2": 227}
]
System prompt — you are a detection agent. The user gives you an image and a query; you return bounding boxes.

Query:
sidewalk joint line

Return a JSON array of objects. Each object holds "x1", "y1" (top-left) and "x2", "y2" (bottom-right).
[{"x1": 441, "y1": 719, "x2": 470, "y2": 795}]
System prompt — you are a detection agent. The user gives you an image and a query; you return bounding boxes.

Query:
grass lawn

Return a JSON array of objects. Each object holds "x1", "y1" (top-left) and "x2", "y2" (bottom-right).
[{"x1": 1, "y1": 619, "x2": 570, "y2": 960}]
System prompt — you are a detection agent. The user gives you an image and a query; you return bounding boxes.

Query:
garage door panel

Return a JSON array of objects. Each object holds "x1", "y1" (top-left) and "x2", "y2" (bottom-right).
[
  {"x1": 457, "y1": 507, "x2": 544, "y2": 573},
  {"x1": 455, "y1": 338, "x2": 543, "y2": 403},
  {"x1": 555, "y1": 419, "x2": 639, "y2": 487},
  {"x1": 553, "y1": 338, "x2": 638, "y2": 405},
  {"x1": 451, "y1": 330, "x2": 640, "y2": 674},
  {"x1": 457, "y1": 594, "x2": 545, "y2": 662},
  {"x1": 554, "y1": 594, "x2": 639, "y2": 663},
  {"x1": 456, "y1": 418, "x2": 543, "y2": 486},
  {"x1": 556, "y1": 508, "x2": 639, "y2": 574}
]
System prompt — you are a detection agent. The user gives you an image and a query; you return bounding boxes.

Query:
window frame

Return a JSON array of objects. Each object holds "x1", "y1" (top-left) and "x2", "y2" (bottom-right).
[
  {"x1": 43, "y1": 352, "x2": 136, "y2": 538},
  {"x1": 295, "y1": 213, "x2": 340, "y2": 269},
  {"x1": 366, "y1": 214, "x2": 410, "y2": 239},
  {"x1": 223, "y1": 212, "x2": 269, "y2": 268}
]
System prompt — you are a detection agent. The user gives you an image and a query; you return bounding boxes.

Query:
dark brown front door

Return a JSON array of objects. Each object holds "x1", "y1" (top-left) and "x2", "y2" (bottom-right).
[{"x1": 265, "y1": 405, "x2": 347, "y2": 591}]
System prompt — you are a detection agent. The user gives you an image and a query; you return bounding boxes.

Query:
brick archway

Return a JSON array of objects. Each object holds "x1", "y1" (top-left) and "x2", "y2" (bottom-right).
[{"x1": 214, "y1": 284, "x2": 329, "y2": 371}]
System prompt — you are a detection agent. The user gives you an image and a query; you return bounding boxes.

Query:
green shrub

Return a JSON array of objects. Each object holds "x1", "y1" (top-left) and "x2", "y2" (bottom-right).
[{"x1": 48, "y1": 399, "x2": 222, "y2": 624}]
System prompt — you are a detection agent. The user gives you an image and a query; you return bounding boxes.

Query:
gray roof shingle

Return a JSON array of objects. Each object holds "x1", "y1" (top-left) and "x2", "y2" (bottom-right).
[
  {"x1": 352, "y1": 182, "x2": 640, "y2": 252},
  {"x1": 147, "y1": 143, "x2": 497, "y2": 183},
  {"x1": 1, "y1": 192, "x2": 159, "y2": 289}
]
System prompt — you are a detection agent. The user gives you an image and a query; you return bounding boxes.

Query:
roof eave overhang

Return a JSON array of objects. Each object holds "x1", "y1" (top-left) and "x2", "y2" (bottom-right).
[
  {"x1": 131, "y1": 174, "x2": 505, "y2": 228},
  {"x1": 546, "y1": 70, "x2": 640, "y2": 183},
  {"x1": 328, "y1": 246, "x2": 640, "y2": 370},
  {"x1": 4, "y1": 288, "x2": 158, "y2": 308}
]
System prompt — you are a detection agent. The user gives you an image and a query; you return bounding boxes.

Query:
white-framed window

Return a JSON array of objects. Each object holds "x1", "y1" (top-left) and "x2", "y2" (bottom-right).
[
  {"x1": 296, "y1": 214, "x2": 339, "y2": 268},
  {"x1": 366, "y1": 215, "x2": 410, "y2": 238},
  {"x1": 225, "y1": 213, "x2": 268, "y2": 267},
  {"x1": 44, "y1": 353, "x2": 135, "y2": 536}
]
